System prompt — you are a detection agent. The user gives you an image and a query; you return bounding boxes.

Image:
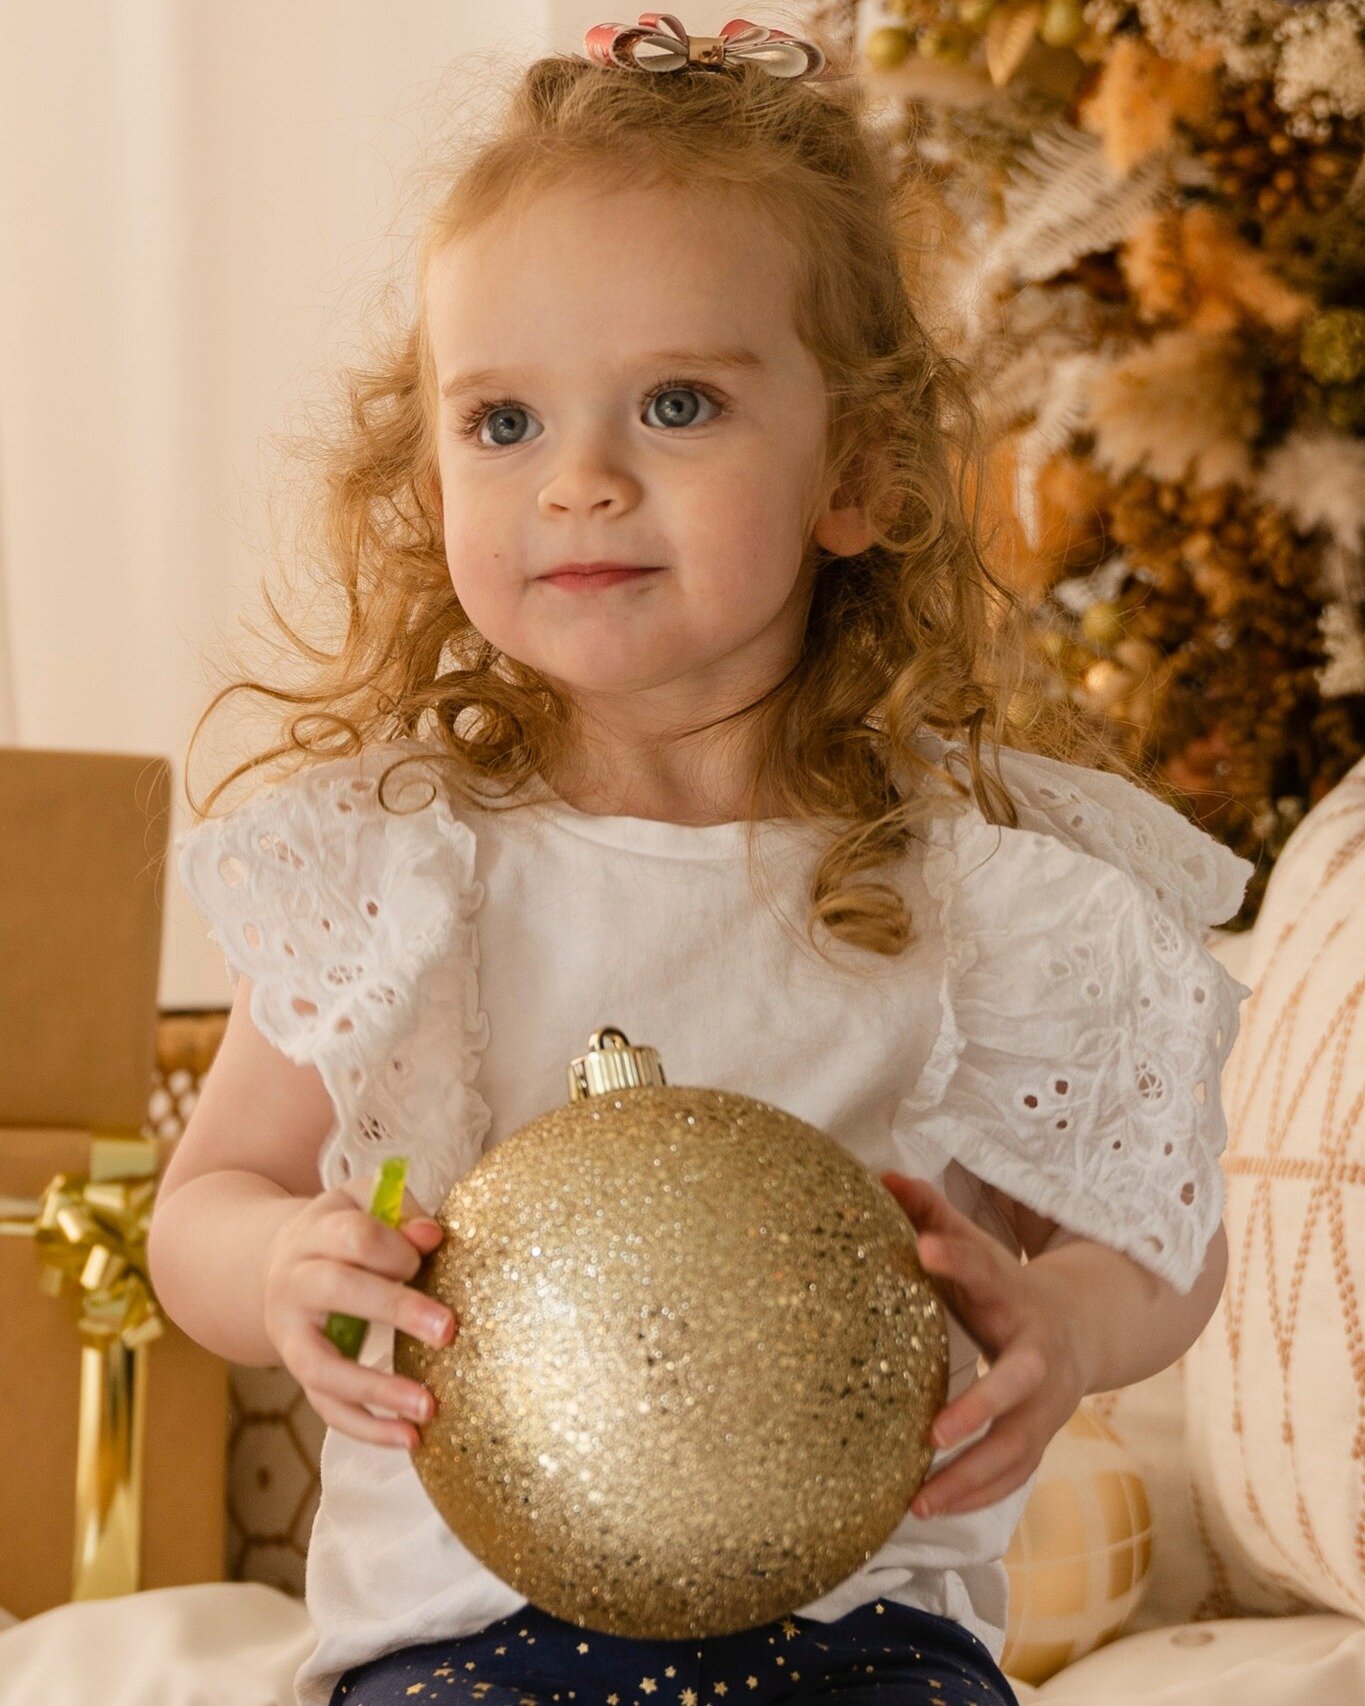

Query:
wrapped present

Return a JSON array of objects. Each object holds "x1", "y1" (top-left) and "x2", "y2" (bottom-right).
[{"x1": 0, "y1": 748, "x2": 229, "y2": 1620}]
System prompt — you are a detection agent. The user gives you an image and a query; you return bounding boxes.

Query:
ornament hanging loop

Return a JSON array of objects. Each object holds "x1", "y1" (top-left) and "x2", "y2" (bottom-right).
[{"x1": 567, "y1": 1027, "x2": 668, "y2": 1100}]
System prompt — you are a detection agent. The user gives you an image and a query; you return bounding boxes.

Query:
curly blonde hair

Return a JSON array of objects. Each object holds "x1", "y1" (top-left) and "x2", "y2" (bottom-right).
[{"x1": 185, "y1": 28, "x2": 1160, "y2": 966}]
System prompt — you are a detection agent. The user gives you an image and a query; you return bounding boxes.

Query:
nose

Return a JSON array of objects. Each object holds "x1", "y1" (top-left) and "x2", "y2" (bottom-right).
[{"x1": 538, "y1": 436, "x2": 642, "y2": 517}]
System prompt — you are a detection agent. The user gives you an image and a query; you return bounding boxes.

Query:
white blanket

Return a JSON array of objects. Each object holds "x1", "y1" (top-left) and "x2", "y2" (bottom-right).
[
  {"x1": 2, "y1": 1585, "x2": 1363, "y2": 1705},
  {"x1": 0, "y1": 1583, "x2": 312, "y2": 1706}
]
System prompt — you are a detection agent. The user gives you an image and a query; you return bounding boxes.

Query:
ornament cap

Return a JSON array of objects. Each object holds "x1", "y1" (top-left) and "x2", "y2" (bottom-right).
[{"x1": 567, "y1": 1027, "x2": 668, "y2": 1100}]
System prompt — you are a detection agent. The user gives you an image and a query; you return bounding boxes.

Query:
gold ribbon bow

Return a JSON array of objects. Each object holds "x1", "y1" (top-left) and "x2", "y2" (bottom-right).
[
  {"x1": 0, "y1": 1133, "x2": 164, "y2": 1600},
  {"x1": 584, "y1": 12, "x2": 835, "y2": 80}
]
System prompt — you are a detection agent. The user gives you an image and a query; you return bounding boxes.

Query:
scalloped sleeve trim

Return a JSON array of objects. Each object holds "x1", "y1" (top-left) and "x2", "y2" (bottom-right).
[
  {"x1": 915, "y1": 730, "x2": 1254, "y2": 934},
  {"x1": 174, "y1": 742, "x2": 492, "y2": 1213},
  {"x1": 894, "y1": 800, "x2": 1254, "y2": 1295}
]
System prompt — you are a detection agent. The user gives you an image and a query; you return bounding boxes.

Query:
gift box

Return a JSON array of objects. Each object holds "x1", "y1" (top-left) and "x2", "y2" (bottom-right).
[{"x1": 0, "y1": 748, "x2": 230, "y2": 1621}]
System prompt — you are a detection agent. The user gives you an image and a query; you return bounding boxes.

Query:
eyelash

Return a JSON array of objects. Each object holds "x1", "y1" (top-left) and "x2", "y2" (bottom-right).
[{"x1": 454, "y1": 377, "x2": 729, "y2": 443}]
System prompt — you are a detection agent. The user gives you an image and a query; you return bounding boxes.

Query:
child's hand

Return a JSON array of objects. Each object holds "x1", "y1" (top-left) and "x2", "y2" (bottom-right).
[
  {"x1": 879, "y1": 1170, "x2": 1087, "y2": 1519},
  {"x1": 262, "y1": 1171, "x2": 457, "y2": 1451}
]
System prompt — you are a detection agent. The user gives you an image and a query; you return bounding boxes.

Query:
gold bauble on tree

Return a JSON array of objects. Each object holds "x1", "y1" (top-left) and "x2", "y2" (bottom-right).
[{"x1": 395, "y1": 1028, "x2": 950, "y2": 1640}]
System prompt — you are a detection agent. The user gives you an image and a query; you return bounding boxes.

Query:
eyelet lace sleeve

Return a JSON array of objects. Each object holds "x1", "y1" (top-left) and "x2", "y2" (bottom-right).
[
  {"x1": 174, "y1": 740, "x2": 492, "y2": 1214},
  {"x1": 896, "y1": 734, "x2": 1256, "y2": 1295}
]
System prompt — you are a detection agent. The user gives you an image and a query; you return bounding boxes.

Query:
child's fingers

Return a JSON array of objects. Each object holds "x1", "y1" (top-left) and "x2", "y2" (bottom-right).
[
  {"x1": 398, "y1": 1187, "x2": 443, "y2": 1248},
  {"x1": 402, "y1": 1217, "x2": 443, "y2": 1252},
  {"x1": 307, "y1": 1382, "x2": 421, "y2": 1452},
  {"x1": 302, "y1": 1321, "x2": 437, "y2": 1421},
  {"x1": 928, "y1": 1340, "x2": 1047, "y2": 1450},
  {"x1": 916, "y1": 1231, "x2": 994, "y2": 1290},
  {"x1": 912, "y1": 1412, "x2": 1032, "y2": 1517},
  {"x1": 915, "y1": 1447, "x2": 1034, "y2": 1519},
  {"x1": 880, "y1": 1173, "x2": 977, "y2": 1241}
]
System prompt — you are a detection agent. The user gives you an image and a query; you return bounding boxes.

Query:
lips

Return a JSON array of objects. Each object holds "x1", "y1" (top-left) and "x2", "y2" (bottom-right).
[
  {"x1": 540, "y1": 561, "x2": 657, "y2": 578},
  {"x1": 538, "y1": 563, "x2": 663, "y2": 590}
]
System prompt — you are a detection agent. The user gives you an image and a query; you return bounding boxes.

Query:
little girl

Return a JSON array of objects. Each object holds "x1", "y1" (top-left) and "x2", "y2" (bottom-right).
[{"x1": 150, "y1": 15, "x2": 1254, "y2": 1706}]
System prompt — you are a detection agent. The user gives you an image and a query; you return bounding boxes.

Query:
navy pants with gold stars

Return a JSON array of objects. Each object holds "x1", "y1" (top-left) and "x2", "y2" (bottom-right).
[{"x1": 329, "y1": 1598, "x2": 1020, "y2": 1706}]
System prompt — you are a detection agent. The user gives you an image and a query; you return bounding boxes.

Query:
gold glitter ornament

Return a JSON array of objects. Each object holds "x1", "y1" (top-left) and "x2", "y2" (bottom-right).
[{"x1": 394, "y1": 1027, "x2": 950, "y2": 1641}]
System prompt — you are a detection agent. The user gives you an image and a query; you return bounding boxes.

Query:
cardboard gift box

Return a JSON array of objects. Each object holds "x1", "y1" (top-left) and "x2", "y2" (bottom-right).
[{"x1": 0, "y1": 749, "x2": 229, "y2": 1620}]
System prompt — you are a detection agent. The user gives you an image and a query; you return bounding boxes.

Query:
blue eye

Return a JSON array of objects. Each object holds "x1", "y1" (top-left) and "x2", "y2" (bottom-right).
[
  {"x1": 455, "y1": 379, "x2": 728, "y2": 448},
  {"x1": 463, "y1": 403, "x2": 541, "y2": 448},
  {"x1": 643, "y1": 385, "x2": 723, "y2": 430}
]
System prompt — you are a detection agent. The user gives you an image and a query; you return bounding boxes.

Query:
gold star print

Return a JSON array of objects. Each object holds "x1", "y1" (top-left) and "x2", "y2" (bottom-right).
[
  {"x1": 780, "y1": 1620, "x2": 799, "y2": 1639},
  {"x1": 774, "y1": 1657, "x2": 785, "y2": 1668},
  {"x1": 790, "y1": 1674, "x2": 800, "y2": 1684},
  {"x1": 641, "y1": 1680, "x2": 658, "y2": 1694},
  {"x1": 713, "y1": 1684, "x2": 728, "y2": 1696},
  {"x1": 665, "y1": 1668, "x2": 677, "y2": 1679},
  {"x1": 875, "y1": 1604, "x2": 885, "y2": 1614},
  {"x1": 578, "y1": 1644, "x2": 590, "y2": 1655},
  {"x1": 497, "y1": 1648, "x2": 509, "y2": 1656},
  {"x1": 608, "y1": 1695, "x2": 620, "y2": 1703},
  {"x1": 405, "y1": 1688, "x2": 426, "y2": 1698},
  {"x1": 682, "y1": 1691, "x2": 698, "y2": 1706},
  {"x1": 466, "y1": 1662, "x2": 478, "y2": 1672},
  {"x1": 746, "y1": 1679, "x2": 759, "y2": 1690}
]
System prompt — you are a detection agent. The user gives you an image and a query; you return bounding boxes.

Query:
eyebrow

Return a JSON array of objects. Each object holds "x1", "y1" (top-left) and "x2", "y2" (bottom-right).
[{"x1": 439, "y1": 347, "x2": 766, "y2": 402}]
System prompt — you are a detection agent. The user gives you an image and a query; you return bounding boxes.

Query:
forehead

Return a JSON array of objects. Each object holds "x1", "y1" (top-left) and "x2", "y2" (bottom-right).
[{"x1": 423, "y1": 179, "x2": 801, "y2": 376}]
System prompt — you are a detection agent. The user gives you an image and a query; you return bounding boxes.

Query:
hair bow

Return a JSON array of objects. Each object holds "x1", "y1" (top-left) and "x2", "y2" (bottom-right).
[{"x1": 583, "y1": 12, "x2": 834, "y2": 80}]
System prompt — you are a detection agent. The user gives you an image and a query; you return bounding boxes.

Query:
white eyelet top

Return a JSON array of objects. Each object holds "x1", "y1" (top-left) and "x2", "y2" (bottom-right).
[{"x1": 175, "y1": 727, "x2": 1254, "y2": 1706}]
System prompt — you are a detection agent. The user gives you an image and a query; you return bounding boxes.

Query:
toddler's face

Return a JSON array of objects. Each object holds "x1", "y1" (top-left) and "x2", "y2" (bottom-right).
[{"x1": 424, "y1": 179, "x2": 857, "y2": 719}]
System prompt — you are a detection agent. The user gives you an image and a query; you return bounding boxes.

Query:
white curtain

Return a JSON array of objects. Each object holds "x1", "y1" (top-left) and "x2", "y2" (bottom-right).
[
  {"x1": 0, "y1": 0, "x2": 803, "y2": 1009},
  {"x1": 0, "y1": 1, "x2": 547, "y2": 1006}
]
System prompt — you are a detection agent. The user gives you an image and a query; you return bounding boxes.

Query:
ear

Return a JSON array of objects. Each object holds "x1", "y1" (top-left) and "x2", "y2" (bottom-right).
[
  {"x1": 811, "y1": 467, "x2": 877, "y2": 558},
  {"x1": 812, "y1": 496, "x2": 875, "y2": 558},
  {"x1": 810, "y1": 446, "x2": 891, "y2": 558}
]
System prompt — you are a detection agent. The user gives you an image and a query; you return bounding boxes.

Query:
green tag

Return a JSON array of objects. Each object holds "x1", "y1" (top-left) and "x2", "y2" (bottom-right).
[{"x1": 324, "y1": 1156, "x2": 410, "y2": 1360}]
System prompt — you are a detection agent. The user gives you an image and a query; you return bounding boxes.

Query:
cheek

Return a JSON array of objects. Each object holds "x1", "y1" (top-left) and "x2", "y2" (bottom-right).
[
  {"x1": 681, "y1": 479, "x2": 806, "y2": 602},
  {"x1": 438, "y1": 503, "x2": 519, "y2": 638}
]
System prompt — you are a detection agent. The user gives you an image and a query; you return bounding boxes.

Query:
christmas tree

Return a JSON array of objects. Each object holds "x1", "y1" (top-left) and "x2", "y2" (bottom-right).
[{"x1": 808, "y1": 0, "x2": 1365, "y2": 926}]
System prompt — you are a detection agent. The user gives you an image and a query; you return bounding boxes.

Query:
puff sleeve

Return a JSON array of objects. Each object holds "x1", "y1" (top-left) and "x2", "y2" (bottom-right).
[
  {"x1": 894, "y1": 734, "x2": 1256, "y2": 1295},
  {"x1": 173, "y1": 740, "x2": 492, "y2": 1214}
]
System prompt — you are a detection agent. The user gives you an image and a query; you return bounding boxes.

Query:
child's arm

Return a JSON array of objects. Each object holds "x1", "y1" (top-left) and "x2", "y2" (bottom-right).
[
  {"x1": 148, "y1": 973, "x2": 454, "y2": 1449},
  {"x1": 146, "y1": 973, "x2": 339, "y2": 1365},
  {"x1": 882, "y1": 1171, "x2": 1229, "y2": 1520},
  {"x1": 1024, "y1": 1218, "x2": 1230, "y2": 1396}
]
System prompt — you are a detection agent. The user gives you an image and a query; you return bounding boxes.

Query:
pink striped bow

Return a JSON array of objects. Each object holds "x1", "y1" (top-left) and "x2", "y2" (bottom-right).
[{"x1": 583, "y1": 12, "x2": 834, "y2": 80}]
